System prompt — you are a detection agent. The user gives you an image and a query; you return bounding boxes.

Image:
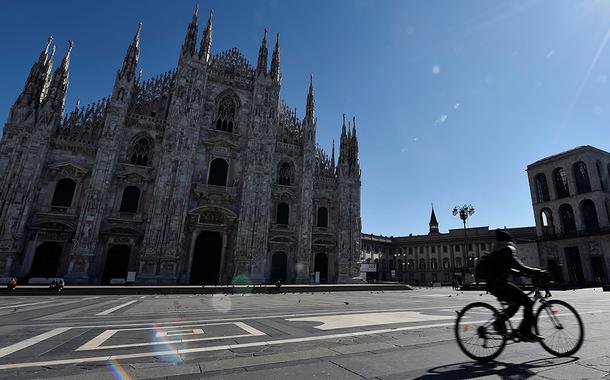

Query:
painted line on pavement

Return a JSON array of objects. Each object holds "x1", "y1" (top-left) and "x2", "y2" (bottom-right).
[
  {"x1": 0, "y1": 301, "x2": 53, "y2": 309},
  {"x1": 76, "y1": 321, "x2": 266, "y2": 351},
  {"x1": 0, "y1": 310, "x2": 605, "y2": 370},
  {"x1": 0, "y1": 328, "x2": 70, "y2": 359},
  {"x1": 96, "y1": 300, "x2": 138, "y2": 316}
]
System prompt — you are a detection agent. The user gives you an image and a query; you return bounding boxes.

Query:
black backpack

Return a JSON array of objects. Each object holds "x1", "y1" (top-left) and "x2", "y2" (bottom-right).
[{"x1": 474, "y1": 254, "x2": 493, "y2": 281}]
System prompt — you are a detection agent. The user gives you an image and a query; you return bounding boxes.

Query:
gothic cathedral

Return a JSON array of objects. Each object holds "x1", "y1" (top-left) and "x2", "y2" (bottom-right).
[{"x1": 0, "y1": 7, "x2": 362, "y2": 285}]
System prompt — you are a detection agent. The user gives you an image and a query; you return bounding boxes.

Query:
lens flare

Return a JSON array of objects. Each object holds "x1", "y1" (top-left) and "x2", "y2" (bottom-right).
[
  {"x1": 107, "y1": 358, "x2": 131, "y2": 380},
  {"x1": 211, "y1": 293, "x2": 232, "y2": 313},
  {"x1": 232, "y1": 274, "x2": 253, "y2": 294},
  {"x1": 150, "y1": 323, "x2": 183, "y2": 364}
]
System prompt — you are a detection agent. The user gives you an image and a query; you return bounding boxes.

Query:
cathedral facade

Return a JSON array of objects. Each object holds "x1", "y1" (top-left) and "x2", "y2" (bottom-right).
[{"x1": 0, "y1": 8, "x2": 362, "y2": 285}]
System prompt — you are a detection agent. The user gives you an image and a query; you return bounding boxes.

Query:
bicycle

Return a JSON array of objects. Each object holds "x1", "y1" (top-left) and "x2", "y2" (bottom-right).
[{"x1": 454, "y1": 280, "x2": 584, "y2": 362}]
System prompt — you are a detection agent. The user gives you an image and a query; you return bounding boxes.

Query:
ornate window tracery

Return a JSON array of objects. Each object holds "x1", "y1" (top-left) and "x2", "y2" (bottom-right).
[
  {"x1": 130, "y1": 138, "x2": 151, "y2": 166},
  {"x1": 215, "y1": 95, "x2": 237, "y2": 133},
  {"x1": 278, "y1": 162, "x2": 292, "y2": 186}
]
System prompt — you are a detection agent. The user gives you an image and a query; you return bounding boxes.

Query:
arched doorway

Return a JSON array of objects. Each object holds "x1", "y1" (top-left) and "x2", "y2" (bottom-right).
[
  {"x1": 314, "y1": 252, "x2": 328, "y2": 283},
  {"x1": 270, "y1": 252, "x2": 287, "y2": 283},
  {"x1": 190, "y1": 231, "x2": 223, "y2": 285},
  {"x1": 30, "y1": 242, "x2": 63, "y2": 278},
  {"x1": 102, "y1": 245, "x2": 131, "y2": 284}
]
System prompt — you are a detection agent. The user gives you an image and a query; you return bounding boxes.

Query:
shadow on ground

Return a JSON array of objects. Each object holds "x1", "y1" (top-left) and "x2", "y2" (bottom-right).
[{"x1": 412, "y1": 356, "x2": 578, "y2": 379}]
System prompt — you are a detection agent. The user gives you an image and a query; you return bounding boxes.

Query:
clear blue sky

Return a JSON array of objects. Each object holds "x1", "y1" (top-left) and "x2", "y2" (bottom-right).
[{"x1": 2, "y1": 1, "x2": 610, "y2": 236}]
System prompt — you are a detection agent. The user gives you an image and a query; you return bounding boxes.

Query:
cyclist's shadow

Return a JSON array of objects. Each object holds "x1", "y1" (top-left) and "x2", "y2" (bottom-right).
[{"x1": 412, "y1": 357, "x2": 578, "y2": 379}]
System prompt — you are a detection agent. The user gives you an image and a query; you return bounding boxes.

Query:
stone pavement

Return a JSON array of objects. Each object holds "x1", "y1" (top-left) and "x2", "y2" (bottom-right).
[{"x1": 0, "y1": 287, "x2": 608, "y2": 379}]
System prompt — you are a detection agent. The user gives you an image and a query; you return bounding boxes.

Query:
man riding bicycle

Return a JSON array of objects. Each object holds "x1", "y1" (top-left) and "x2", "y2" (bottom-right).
[{"x1": 475, "y1": 229, "x2": 549, "y2": 342}]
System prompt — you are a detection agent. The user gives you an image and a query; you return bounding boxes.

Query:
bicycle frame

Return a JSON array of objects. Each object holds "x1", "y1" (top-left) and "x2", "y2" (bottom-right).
[{"x1": 497, "y1": 285, "x2": 558, "y2": 339}]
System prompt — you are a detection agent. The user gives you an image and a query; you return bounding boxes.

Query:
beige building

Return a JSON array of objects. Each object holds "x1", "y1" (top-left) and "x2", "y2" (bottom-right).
[
  {"x1": 361, "y1": 208, "x2": 538, "y2": 285},
  {"x1": 527, "y1": 145, "x2": 610, "y2": 285}
]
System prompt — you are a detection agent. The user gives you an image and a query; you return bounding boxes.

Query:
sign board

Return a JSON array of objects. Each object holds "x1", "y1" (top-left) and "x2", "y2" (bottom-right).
[
  {"x1": 126, "y1": 272, "x2": 136, "y2": 284},
  {"x1": 360, "y1": 263, "x2": 377, "y2": 273}
]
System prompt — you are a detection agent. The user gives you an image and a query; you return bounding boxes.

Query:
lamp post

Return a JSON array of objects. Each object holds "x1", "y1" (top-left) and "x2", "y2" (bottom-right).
[{"x1": 453, "y1": 204, "x2": 475, "y2": 283}]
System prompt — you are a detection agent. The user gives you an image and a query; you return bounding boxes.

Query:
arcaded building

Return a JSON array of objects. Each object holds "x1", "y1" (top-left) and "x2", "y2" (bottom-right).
[
  {"x1": 527, "y1": 145, "x2": 610, "y2": 285},
  {"x1": 0, "y1": 8, "x2": 362, "y2": 285}
]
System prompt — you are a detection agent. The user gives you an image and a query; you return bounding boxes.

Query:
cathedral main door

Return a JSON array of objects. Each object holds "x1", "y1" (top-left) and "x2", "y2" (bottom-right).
[
  {"x1": 29, "y1": 242, "x2": 63, "y2": 278},
  {"x1": 190, "y1": 231, "x2": 223, "y2": 285},
  {"x1": 101, "y1": 245, "x2": 131, "y2": 284},
  {"x1": 314, "y1": 252, "x2": 328, "y2": 283},
  {"x1": 270, "y1": 252, "x2": 287, "y2": 283}
]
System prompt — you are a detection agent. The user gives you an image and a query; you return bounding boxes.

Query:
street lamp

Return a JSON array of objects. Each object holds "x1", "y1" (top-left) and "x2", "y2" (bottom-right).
[{"x1": 453, "y1": 204, "x2": 475, "y2": 282}]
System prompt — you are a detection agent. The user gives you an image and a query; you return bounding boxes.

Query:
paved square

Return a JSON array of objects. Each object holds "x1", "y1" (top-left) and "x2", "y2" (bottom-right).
[{"x1": 0, "y1": 288, "x2": 609, "y2": 379}]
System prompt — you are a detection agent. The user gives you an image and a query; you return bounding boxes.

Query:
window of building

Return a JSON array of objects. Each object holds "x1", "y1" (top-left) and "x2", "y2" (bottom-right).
[
  {"x1": 317, "y1": 207, "x2": 328, "y2": 228},
  {"x1": 553, "y1": 168, "x2": 570, "y2": 198},
  {"x1": 431, "y1": 246, "x2": 436, "y2": 253},
  {"x1": 596, "y1": 160, "x2": 606, "y2": 191},
  {"x1": 559, "y1": 203, "x2": 576, "y2": 235},
  {"x1": 419, "y1": 259, "x2": 426, "y2": 270},
  {"x1": 581, "y1": 199, "x2": 600, "y2": 233},
  {"x1": 51, "y1": 178, "x2": 76, "y2": 208},
  {"x1": 119, "y1": 186, "x2": 140, "y2": 213},
  {"x1": 480, "y1": 243, "x2": 486, "y2": 250},
  {"x1": 574, "y1": 162, "x2": 592, "y2": 194},
  {"x1": 430, "y1": 258, "x2": 438, "y2": 269},
  {"x1": 535, "y1": 173, "x2": 550, "y2": 202},
  {"x1": 419, "y1": 247, "x2": 424, "y2": 253},
  {"x1": 455, "y1": 245, "x2": 460, "y2": 252},
  {"x1": 276, "y1": 203, "x2": 289, "y2": 225},
  {"x1": 208, "y1": 158, "x2": 229, "y2": 186},
  {"x1": 468, "y1": 243, "x2": 473, "y2": 251},
  {"x1": 455, "y1": 257, "x2": 462, "y2": 268},
  {"x1": 442, "y1": 258, "x2": 450, "y2": 269},
  {"x1": 129, "y1": 138, "x2": 151, "y2": 166},
  {"x1": 215, "y1": 95, "x2": 236, "y2": 133},
  {"x1": 407, "y1": 259, "x2": 414, "y2": 270},
  {"x1": 278, "y1": 162, "x2": 292, "y2": 186},
  {"x1": 443, "y1": 245, "x2": 448, "y2": 253},
  {"x1": 409, "y1": 247, "x2": 413, "y2": 254}
]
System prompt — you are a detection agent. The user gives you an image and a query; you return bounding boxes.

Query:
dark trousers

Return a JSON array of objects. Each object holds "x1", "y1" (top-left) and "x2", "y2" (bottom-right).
[{"x1": 487, "y1": 281, "x2": 534, "y2": 330}]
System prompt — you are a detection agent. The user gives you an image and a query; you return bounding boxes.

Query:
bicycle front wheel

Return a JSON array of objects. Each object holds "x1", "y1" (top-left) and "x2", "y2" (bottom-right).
[
  {"x1": 455, "y1": 302, "x2": 507, "y2": 362},
  {"x1": 535, "y1": 300, "x2": 584, "y2": 357}
]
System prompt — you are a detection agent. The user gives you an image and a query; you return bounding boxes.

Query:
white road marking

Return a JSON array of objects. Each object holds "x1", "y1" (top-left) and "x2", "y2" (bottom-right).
[
  {"x1": 76, "y1": 322, "x2": 265, "y2": 351},
  {"x1": 0, "y1": 310, "x2": 605, "y2": 370},
  {"x1": 0, "y1": 301, "x2": 53, "y2": 309},
  {"x1": 0, "y1": 328, "x2": 70, "y2": 359},
  {"x1": 95, "y1": 300, "x2": 138, "y2": 316},
  {"x1": 287, "y1": 311, "x2": 452, "y2": 330},
  {"x1": 156, "y1": 328, "x2": 204, "y2": 337}
]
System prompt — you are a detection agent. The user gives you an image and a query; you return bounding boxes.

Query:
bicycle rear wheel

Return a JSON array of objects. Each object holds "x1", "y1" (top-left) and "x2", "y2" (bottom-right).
[
  {"x1": 455, "y1": 302, "x2": 507, "y2": 362},
  {"x1": 535, "y1": 300, "x2": 584, "y2": 357}
]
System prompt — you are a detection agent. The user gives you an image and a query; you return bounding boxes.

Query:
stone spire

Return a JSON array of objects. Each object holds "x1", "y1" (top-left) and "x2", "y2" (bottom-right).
[
  {"x1": 339, "y1": 114, "x2": 347, "y2": 166},
  {"x1": 331, "y1": 139, "x2": 336, "y2": 170},
  {"x1": 15, "y1": 36, "x2": 55, "y2": 108},
  {"x1": 305, "y1": 74, "x2": 315, "y2": 123},
  {"x1": 429, "y1": 205, "x2": 439, "y2": 234},
  {"x1": 44, "y1": 40, "x2": 73, "y2": 110},
  {"x1": 181, "y1": 4, "x2": 199, "y2": 58},
  {"x1": 256, "y1": 29, "x2": 268, "y2": 76},
  {"x1": 270, "y1": 32, "x2": 280, "y2": 82},
  {"x1": 199, "y1": 8, "x2": 213, "y2": 63},
  {"x1": 119, "y1": 22, "x2": 142, "y2": 81},
  {"x1": 351, "y1": 116, "x2": 359, "y2": 168}
]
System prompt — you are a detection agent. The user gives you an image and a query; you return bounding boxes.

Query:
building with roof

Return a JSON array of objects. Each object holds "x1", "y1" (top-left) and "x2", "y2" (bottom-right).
[
  {"x1": 527, "y1": 145, "x2": 610, "y2": 285},
  {"x1": 0, "y1": 7, "x2": 361, "y2": 285}
]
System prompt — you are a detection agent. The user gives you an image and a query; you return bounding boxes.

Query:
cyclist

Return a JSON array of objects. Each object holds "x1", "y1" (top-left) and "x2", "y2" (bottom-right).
[{"x1": 475, "y1": 229, "x2": 548, "y2": 341}]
